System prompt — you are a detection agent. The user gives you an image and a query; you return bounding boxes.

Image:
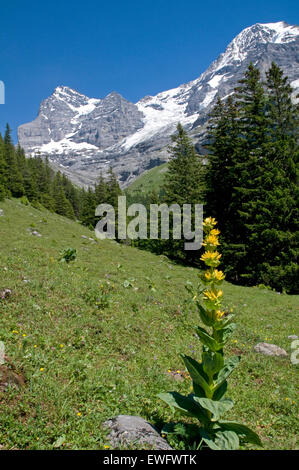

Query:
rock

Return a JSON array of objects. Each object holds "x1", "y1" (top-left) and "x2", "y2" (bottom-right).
[
  {"x1": 81, "y1": 235, "x2": 88, "y2": 239},
  {"x1": 0, "y1": 209, "x2": 4, "y2": 217},
  {"x1": 0, "y1": 365, "x2": 25, "y2": 391},
  {"x1": 103, "y1": 415, "x2": 172, "y2": 450},
  {"x1": 254, "y1": 342, "x2": 288, "y2": 357},
  {"x1": 31, "y1": 230, "x2": 42, "y2": 237},
  {"x1": 0, "y1": 289, "x2": 12, "y2": 300},
  {"x1": 288, "y1": 335, "x2": 298, "y2": 340}
]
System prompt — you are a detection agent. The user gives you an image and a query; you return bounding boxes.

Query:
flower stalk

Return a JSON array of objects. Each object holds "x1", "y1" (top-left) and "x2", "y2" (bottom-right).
[{"x1": 158, "y1": 217, "x2": 262, "y2": 450}]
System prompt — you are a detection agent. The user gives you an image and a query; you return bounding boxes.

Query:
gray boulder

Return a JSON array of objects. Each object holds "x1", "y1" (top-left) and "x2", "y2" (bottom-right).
[
  {"x1": 254, "y1": 342, "x2": 288, "y2": 357},
  {"x1": 103, "y1": 415, "x2": 172, "y2": 450}
]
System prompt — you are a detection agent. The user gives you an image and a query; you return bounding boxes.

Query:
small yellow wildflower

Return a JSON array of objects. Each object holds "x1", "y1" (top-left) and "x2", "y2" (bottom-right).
[
  {"x1": 203, "y1": 289, "x2": 223, "y2": 302},
  {"x1": 203, "y1": 234, "x2": 220, "y2": 247},
  {"x1": 213, "y1": 269, "x2": 225, "y2": 281},
  {"x1": 40, "y1": 368, "x2": 44, "y2": 372},
  {"x1": 205, "y1": 269, "x2": 225, "y2": 282},
  {"x1": 216, "y1": 310, "x2": 225, "y2": 319},
  {"x1": 12, "y1": 330, "x2": 18, "y2": 334},
  {"x1": 34, "y1": 344, "x2": 37, "y2": 348},
  {"x1": 77, "y1": 412, "x2": 82, "y2": 416},
  {"x1": 200, "y1": 251, "x2": 221, "y2": 265},
  {"x1": 203, "y1": 217, "x2": 217, "y2": 228},
  {"x1": 22, "y1": 334, "x2": 26, "y2": 337},
  {"x1": 104, "y1": 445, "x2": 110, "y2": 449},
  {"x1": 60, "y1": 344, "x2": 64, "y2": 348},
  {"x1": 210, "y1": 228, "x2": 220, "y2": 236}
]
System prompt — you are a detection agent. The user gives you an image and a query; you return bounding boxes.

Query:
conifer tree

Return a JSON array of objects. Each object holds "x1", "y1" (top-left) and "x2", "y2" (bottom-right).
[
  {"x1": 162, "y1": 123, "x2": 205, "y2": 261},
  {"x1": 80, "y1": 187, "x2": 97, "y2": 228},
  {"x1": 0, "y1": 132, "x2": 7, "y2": 198},
  {"x1": 106, "y1": 167, "x2": 122, "y2": 208},
  {"x1": 95, "y1": 171, "x2": 108, "y2": 205},
  {"x1": 3, "y1": 124, "x2": 24, "y2": 197}
]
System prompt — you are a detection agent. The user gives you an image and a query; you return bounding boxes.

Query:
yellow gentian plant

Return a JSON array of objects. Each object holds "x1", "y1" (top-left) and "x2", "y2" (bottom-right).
[{"x1": 158, "y1": 217, "x2": 261, "y2": 450}]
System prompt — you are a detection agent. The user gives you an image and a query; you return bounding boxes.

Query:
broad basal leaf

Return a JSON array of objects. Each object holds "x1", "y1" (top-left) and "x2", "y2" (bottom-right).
[
  {"x1": 219, "y1": 421, "x2": 262, "y2": 446},
  {"x1": 193, "y1": 397, "x2": 234, "y2": 421},
  {"x1": 158, "y1": 392, "x2": 208, "y2": 424},
  {"x1": 214, "y1": 430, "x2": 239, "y2": 450}
]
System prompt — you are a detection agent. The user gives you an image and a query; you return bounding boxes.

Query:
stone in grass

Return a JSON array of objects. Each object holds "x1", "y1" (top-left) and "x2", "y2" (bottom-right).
[
  {"x1": 254, "y1": 342, "x2": 288, "y2": 357},
  {"x1": 31, "y1": 230, "x2": 42, "y2": 237},
  {"x1": 0, "y1": 209, "x2": 4, "y2": 217},
  {"x1": 288, "y1": 335, "x2": 298, "y2": 340},
  {"x1": 0, "y1": 289, "x2": 12, "y2": 300},
  {"x1": 103, "y1": 415, "x2": 172, "y2": 450}
]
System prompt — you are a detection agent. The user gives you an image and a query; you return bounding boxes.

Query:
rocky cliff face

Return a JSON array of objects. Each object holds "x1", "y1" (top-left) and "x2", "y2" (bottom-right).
[{"x1": 18, "y1": 21, "x2": 299, "y2": 188}]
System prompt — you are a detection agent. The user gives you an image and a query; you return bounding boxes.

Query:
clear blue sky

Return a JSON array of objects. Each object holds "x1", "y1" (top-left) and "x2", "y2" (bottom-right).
[{"x1": 0, "y1": 0, "x2": 298, "y2": 142}]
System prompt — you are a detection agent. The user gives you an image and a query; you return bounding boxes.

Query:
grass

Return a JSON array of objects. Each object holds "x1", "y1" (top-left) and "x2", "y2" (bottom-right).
[
  {"x1": 125, "y1": 163, "x2": 168, "y2": 197},
  {"x1": 0, "y1": 198, "x2": 298, "y2": 450}
]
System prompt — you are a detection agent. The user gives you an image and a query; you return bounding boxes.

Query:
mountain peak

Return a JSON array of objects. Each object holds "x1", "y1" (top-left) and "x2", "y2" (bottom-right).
[{"x1": 18, "y1": 21, "x2": 299, "y2": 188}]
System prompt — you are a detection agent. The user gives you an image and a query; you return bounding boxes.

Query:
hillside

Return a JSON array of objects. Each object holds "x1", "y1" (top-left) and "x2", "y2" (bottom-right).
[
  {"x1": 125, "y1": 163, "x2": 168, "y2": 200},
  {"x1": 0, "y1": 198, "x2": 298, "y2": 450}
]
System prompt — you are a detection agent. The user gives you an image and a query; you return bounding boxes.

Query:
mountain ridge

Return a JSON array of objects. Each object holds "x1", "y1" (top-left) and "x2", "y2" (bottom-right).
[{"x1": 18, "y1": 21, "x2": 299, "y2": 187}]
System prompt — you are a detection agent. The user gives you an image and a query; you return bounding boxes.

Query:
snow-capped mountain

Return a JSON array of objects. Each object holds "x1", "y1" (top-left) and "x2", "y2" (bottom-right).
[{"x1": 18, "y1": 21, "x2": 299, "y2": 187}]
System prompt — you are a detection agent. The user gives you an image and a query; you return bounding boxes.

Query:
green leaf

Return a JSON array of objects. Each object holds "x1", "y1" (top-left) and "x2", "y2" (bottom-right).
[
  {"x1": 195, "y1": 326, "x2": 223, "y2": 351},
  {"x1": 214, "y1": 430, "x2": 239, "y2": 450},
  {"x1": 219, "y1": 421, "x2": 262, "y2": 446},
  {"x1": 158, "y1": 392, "x2": 208, "y2": 424},
  {"x1": 213, "y1": 323, "x2": 236, "y2": 345},
  {"x1": 199, "y1": 429, "x2": 221, "y2": 450},
  {"x1": 213, "y1": 314, "x2": 235, "y2": 330},
  {"x1": 212, "y1": 381, "x2": 227, "y2": 400},
  {"x1": 214, "y1": 356, "x2": 240, "y2": 392},
  {"x1": 202, "y1": 351, "x2": 224, "y2": 377},
  {"x1": 181, "y1": 355, "x2": 212, "y2": 398},
  {"x1": 196, "y1": 303, "x2": 215, "y2": 327},
  {"x1": 194, "y1": 397, "x2": 234, "y2": 421}
]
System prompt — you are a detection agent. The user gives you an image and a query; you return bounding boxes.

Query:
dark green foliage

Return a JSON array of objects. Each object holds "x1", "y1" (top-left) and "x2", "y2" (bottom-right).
[
  {"x1": 204, "y1": 62, "x2": 299, "y2": 293},
  {"x1": 134, "y1": 124, "x2": 205, "y2": 262},
  {"x1": 0, "y1": 125, "x2": 123, "y2": 228}
]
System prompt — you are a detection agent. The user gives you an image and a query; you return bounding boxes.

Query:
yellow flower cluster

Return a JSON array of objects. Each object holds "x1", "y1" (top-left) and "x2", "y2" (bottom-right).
[
  {"x1": 200, "y1": 250, "x2": 221, "y2": 267},
  {"x1": 200, "y1": 218, "x2": 225, "y2": 320},
  {"x1": 205, "y1": 269, "x2": 225, "y2": 282}
]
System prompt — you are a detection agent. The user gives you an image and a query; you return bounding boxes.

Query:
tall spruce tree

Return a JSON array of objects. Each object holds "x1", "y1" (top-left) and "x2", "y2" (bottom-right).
[
  {"x1": 241, "y1": 63, "x2": 299, "y2": 292},
  {"x1": 163, "y1": 123, "x2": 205, "y2": 262},
  {"x1": 3, "y1": 124, "x2": 24, "y2": 197},
  {"x1": 204, "y1": 63, "x2": 299, "y2": 293}
]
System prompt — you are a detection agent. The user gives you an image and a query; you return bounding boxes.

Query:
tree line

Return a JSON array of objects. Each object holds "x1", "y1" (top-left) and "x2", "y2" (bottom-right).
[
  {"x1": 131, "y1": 62, "x2": 299, "y2": 294},
  {"x1": 0, "y1": 126, "x2": 121, "y2": 226}
]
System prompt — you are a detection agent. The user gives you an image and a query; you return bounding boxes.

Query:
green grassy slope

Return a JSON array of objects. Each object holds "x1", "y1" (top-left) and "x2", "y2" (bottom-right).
[
  {"x1": 125, "y1": 163, "x2": 168, "y2": 196},
  {"x1": 0, "y1": 198, "x2": 298, "y2": 450}
]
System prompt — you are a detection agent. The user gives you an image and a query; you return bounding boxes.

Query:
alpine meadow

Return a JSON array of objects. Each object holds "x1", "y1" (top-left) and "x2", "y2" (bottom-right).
[{"x1": 0, "y1": 11, "x2": 298, "y2": 454}]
